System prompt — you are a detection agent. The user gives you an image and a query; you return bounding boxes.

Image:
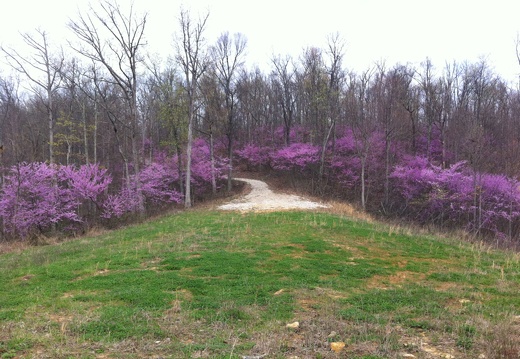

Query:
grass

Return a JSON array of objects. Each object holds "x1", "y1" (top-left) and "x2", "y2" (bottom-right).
[{"x1": 0, "y1": 208, "x2": 519, "y2": 358}]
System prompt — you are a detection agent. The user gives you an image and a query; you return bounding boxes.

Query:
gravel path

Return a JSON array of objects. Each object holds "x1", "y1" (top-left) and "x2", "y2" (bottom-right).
[{"x1": 218, "y1": 178, "x2": 328, "y2": 212}]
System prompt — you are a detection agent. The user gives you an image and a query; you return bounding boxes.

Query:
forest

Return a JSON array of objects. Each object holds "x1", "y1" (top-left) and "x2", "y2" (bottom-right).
[{"x1": 1, "y1": 1, "x2": 520, "y2": 245}]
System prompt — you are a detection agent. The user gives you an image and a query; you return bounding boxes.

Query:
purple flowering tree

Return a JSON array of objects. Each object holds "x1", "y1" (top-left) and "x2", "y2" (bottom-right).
[
  {"x1": 0, "y1": 162, "x2": 112, "y2": 238},
  {"x1": 271, "y1": 142, "x2": 320, "y2": 172},
  {"x1": 235, "y1": 144, "x2": 272, "y2": 170},
  {"x1": 390, "y1": 156, "x2": 520, "y2": 240},
  {"x1": 102, "y1": 160, "x2": 183, "y2": 219}
]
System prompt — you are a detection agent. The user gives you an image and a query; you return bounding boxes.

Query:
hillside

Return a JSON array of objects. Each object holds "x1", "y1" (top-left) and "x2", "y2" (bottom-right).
[{"x1": 0, "y1": 183, "x2": 519, "y2": 358}]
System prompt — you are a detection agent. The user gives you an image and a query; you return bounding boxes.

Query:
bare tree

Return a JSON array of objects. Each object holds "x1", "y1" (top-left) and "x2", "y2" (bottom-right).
[
  {"x1": 147, "y1": 61, "x2": 188, "y2": 195},
  {"x1": 200, "y1": 70, "x2": 225, "y2": 195},
  {"x1": 211, "y1": 31, "x2": 247, "y2": 192},
  {"x1": 175, "y1": 9, "x2": 209, "y2": 208},
  {"x1": 69, "y1": 0, "x2": 147, "y2": 194},
  {"x1": 319, "y1": 33, "x2": 345, "y2": 180},
  {"x1": 271, "y1": 54, "x2": 296, "y2": 146},
  {"x1": 1, "y1": 29, "x2": 64, "y2": 164},
  {"x1": 349, "y1": 68, "x2": 375, "y2": 211}
]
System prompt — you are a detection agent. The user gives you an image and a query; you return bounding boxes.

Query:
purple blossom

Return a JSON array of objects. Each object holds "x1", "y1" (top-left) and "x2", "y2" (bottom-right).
[
  {"x1": 0, "y1": 162, "x2": 112, "y2": 238},
  {"x1": 235, "y1": 144, "x2": 272, "y2": 168},
  {"x1": 271, "y1": 142, "x2": 320, "y2": 172}
]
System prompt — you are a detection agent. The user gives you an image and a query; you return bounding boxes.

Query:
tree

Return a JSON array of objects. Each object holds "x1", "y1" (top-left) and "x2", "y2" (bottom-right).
[
  {"x1": 0, "y1": 76, "x2": 23, "y2": 166},
  {"x1": 375, "y1": 63, "x2": 413, "y2": 208},
  {"x1": 348, "y1": 68, "x2": 375, "y2": 211},
  {"x1": 200, "y1": 70, "x2": 225, "y2": 194},
  {"x1": 147, "y1": 63, "x2": 188, "y2": 195},
  {"x1": 417, "y1": 58, "x2": 441, "y2": 160},
  {"x1": 271, "y1": 54, "x2": 296, "y2": 146},
  {"x1": 1, "y1": 29, "x2": 64, "y2": 164},
  {"x1": 319, "y1": 33, "x2": 346, "y2": 182},
  {"x1": 69, "y1": 0, "x2": 147, "y2": 203},
  {"x1": 211, "y1": 31, "x2": 247, "y2": 192},
  {"x1": 175, "y1": 9, "x2": 209, "y2": 208}
]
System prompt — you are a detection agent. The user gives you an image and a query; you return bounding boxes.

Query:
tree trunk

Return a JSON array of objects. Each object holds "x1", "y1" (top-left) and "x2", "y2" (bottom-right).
[
  {"x1": 361, "y1": 154, "x2": 366, "y2": 211},
  {"x1": 210, "y1": 128, "x2": 217, "y2": 195},
  {"x1": 185, "y1": 103, "x2": 193, "y2": 208},
  {"x1": 384, "y1": 136, "x2": 391, "y2": 209},
  {"x1": 48, "y1": 87, "x2": 54, "y2": 164},
  {"x1": 82, "y1": 101, "x2": 89, "y2": 164},
  {"x1": 227, "y1": 134, "x2": 233, "y2": 192},
  {"x1": 93, "y1": 96, "x2": 98, "y2": 163}
]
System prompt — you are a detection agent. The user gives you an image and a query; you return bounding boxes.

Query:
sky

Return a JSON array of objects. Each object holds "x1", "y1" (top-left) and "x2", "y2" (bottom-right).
[{"x1": 1, "y1": 0, "x2": 520, "y2": 84}]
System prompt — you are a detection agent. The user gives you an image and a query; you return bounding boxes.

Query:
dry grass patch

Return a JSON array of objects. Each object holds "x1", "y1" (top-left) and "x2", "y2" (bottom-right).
[{"x1": 366, "y1": 271, "x2": 427, "y2": 290}]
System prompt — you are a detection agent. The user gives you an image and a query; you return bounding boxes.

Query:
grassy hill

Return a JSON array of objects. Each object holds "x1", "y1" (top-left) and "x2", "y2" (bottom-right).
[{"x1": 0, "y1": 206, "x2": 519, "y2": 358}]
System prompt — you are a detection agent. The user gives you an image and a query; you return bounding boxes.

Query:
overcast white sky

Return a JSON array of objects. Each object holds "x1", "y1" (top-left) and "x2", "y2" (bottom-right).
[{"x1": 1, "y1": 0, "x2": 520, "y2": 84}]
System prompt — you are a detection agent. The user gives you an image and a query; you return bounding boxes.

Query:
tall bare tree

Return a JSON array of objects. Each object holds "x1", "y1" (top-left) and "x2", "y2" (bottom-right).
[
  {"x1": 200, "y1": 70, "x2": 225, "y2": 194},
  {"x1": 271, "y1": 54, "x2": 296, "y2": 146},
  {"x1": 175, "y1": 9, "x2": 209, "y2": 208},
  {"x1": 211, "y1": 32, "x2": 247, "y2": 191},
  {"x1": 349, "y1": 68, "x2": 375, "y2": 211},
  {"x1": 319, "y1": 33, "x2": 345, "y2": 180},
  {"x1": 68, "y1": 0, "x2": 147, "y2": 193},
  {"x1": 147, "y1": 62, "x2": 188, "y2": 195},
  {"x1": 1, "y1": 29, "x2": 64, "y2": 164}
]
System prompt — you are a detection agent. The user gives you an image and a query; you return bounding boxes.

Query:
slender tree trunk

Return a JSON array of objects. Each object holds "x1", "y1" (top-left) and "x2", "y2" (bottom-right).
[
  {"x1": 82, "y1": 101, "x2": 89, "y2": 164},
  {"x1": 317, "y1": 120, "x2": 334, "y2": 195},
  {"x1": 66, "y1": 140, "x2": 71, "y2": 166},
  {"x1": 227, "y1": 135, "x2": 233, "y2": 192},
  {"x1": 361, "y1": 154, "x2": 367, "y2": 211},
  {"x1": 48, "y1": 89, "x2": 54, "y2": 164},
  {"x1": 93, "y1": 95, "x2": 98, "y2": 163},
  {"x1": 210, "y1": 127, "x2": 217, "y2": 195},
  {"x1": 176, "y1": 145, "x2": 184, "y2": 195},
  {"x1": 384, "y1": 136, "x2": 391, "y2": 208},
  {"x1": 227, "y1": 105, "x2": 234, "y2": 192},
  {"x1": 185, "y1": 101, "x2": 194, "y2": 208},
  {"x1": 319, "y1": 120, "x2": 334, "y2": 179}
]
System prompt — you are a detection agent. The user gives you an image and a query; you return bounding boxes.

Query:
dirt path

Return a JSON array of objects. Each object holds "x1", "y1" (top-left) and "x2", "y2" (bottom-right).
[{"x1": 218, "y1": 178, "x2": 328, "y2": 212}]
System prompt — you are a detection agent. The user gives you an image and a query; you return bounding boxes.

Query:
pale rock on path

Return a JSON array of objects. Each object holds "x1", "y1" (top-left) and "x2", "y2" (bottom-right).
[{"x1": 218, "y1": 178, "x2": 328, "y2": 212}]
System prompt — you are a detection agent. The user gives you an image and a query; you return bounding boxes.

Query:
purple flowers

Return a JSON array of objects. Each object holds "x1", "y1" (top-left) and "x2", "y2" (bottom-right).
[
  {"x1": 391, "y1": 157, "x2": 520, "y2": 237},
  {"x1": 0, "y1": 138, "x2": 224, "y2": 239},
  {"x1": 0, "y1": 162, "x2": 111, "y2": 237},
  {"x1": 236, "y1": 126, "x2": 520, "y2": 242}
]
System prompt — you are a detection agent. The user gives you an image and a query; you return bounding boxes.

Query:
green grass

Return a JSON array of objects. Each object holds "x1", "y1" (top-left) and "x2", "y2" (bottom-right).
[{"x1": 0, "y1": 209, "x2": 519, "y2": 358}]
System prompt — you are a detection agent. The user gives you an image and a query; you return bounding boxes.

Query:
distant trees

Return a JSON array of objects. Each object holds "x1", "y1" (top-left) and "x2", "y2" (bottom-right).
[
  {"x1": 1, "y1": 29, "x2": 64, "y2": 164},
  {"x1": 3, "y1": 2, "x2": 520, "y2": 245}
]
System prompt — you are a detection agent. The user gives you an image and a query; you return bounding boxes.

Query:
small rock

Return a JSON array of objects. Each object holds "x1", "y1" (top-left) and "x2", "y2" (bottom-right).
[
  {"x1": 328, "y1": 331, "x2": 337, "y2": 338},
  {"x1": 443, "y1": 355, "x2": 455, "y2": 359},
  {"x1": 402, "y1": 354, "x2": 416, "y2": 358},
  {"x1": 330, "y1": 341, "x2": 345, "y2": 353},
  {"x1": 478, "y1": 354, "x2": 487, "y2": 359},
  {"x1": 274, "y1": 289, "x2": 285, "y2": 295},
  {"x1": 459, "y1": 299, "x2": 470, "y2": 304},
  {"x1": 286, "y1": 321, "x2": 299, "y2": 329}
]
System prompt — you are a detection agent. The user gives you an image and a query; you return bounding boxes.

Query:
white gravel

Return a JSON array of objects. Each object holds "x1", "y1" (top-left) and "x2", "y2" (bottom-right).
[{"x1": 218, "y1": 178, "x2": 328, "y2": 212}]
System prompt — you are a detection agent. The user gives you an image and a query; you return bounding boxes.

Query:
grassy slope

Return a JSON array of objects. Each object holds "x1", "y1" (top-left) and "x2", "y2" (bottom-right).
[{"x1": 0, "y1": 208, "x2": 519, "y2": 358}]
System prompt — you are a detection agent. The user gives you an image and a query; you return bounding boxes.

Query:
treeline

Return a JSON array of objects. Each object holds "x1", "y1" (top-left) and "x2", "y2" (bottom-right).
[{"x1": 1, "y1": 1, "x2": 520, "y2": 243}]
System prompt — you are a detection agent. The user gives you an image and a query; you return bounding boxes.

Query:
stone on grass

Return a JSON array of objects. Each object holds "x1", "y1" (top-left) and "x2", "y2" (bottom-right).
[
  {"x1": 286, "y1": 321, "x2": 300, "y2": 329},
  {"x1": 330, "y1": 341, "x2": 345, "y2": 353}
]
